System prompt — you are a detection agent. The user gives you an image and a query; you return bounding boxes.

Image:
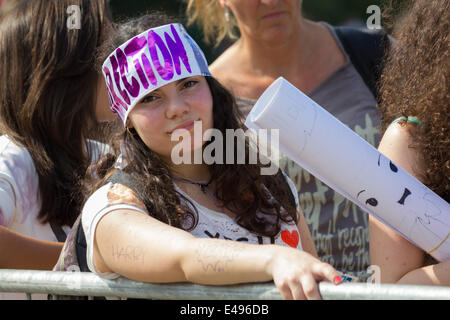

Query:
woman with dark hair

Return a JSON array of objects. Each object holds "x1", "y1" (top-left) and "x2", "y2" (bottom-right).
[
  {"x1": 0, "y1": 0, "x2": 113, "y2": 276},
  {"x1": 370, "y1": 0, "x2": 449, "y2": 285},
  {"x1": 81, "y1": 17, "x2": 343, "y2": 300}
]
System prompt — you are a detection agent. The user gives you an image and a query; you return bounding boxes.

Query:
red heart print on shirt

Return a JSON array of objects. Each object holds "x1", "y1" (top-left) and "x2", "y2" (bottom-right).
[{"x1": 281, "y1": 230, "x2": 299, "y2": 248}]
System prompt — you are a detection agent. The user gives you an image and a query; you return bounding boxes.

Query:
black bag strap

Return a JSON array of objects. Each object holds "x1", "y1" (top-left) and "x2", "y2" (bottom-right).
[
  {"x1": 280, "y1": 171, "x2": 296, "y2": 209},
  {"x1": 76, "y1": 170, "x2": 150, "y2": 272},
  {"x1": 107, "y1": 170, "x2": 142, "y2": 197},
  {"x1": 50, "y1": 222, "x2": 67, "y2": 242},
  {"x1": 264, "y1": 170, "x2": 297, "y2": 211},
  {"x1": 334, "y1": 26, "x2": 390, "y2": 102},
  {"x1": 75, "y1": 221, "x2": 89, "y2": 272},
  {"x1": 107, "y1": 170, "x2": 155, "y2": 213}
]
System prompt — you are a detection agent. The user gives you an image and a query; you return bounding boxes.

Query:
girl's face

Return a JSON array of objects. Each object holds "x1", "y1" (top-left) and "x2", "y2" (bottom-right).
[
  {"x1": 220, "y1": 0, "x2": 303, "y2": 42},
  {"x1": 127, "y1": 76, "x2": 214, "y2": 161}
]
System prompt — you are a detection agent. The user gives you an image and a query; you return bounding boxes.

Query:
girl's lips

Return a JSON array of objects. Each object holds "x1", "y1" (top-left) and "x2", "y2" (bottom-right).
[{"x1": 168, "y1": 120, "x2": 197, "y2": 134}]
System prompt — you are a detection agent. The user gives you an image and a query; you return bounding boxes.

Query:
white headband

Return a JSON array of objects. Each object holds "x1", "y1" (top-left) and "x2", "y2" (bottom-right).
[{"x1": 102, "y1": 23, "x2": 211, "y2": 124}]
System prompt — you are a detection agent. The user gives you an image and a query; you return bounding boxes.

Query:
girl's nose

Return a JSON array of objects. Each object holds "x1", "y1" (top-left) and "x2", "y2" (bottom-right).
[{"x1": 165, "y1": 95, "x2": 190, "y2": 119}]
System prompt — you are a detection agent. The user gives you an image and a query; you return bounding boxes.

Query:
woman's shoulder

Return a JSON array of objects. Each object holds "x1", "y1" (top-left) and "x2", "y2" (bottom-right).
[
  {"x1": 82, "y1": 181, "x2": 148, "y2": 229},
  {"x1": 378, "y1": 120, "x2": 424, "y2": 180},
  {"x1": 210, "y1": 59, "x2": 268, "y2": 100},
  {"x1": 210, "y1": 61, "x2": 234, "y2": 87},
  {"x1": 0, "y1": 136, "x2": 40, "y2": 230},
  {"x1": 209, "y1": 44, "x2": 244, "y2": 86},
  {"x1": 0, "y1": 135, "x2": 35, "y2": 172},
  {"x1": 0, "y1": 135, "x2": 30, "y2": 156},
  {"x1": 86, "y1": 182, "x2": 147, "y2": 211},
  {"x1": 381, "y1": 119, "x2": 420, "y2": 147}
]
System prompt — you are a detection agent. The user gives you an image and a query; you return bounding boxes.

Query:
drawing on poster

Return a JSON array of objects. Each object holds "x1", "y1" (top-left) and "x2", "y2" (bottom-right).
[
  {"x1": 357, "y1": 152, "x2": 449, "y2": 255},
  {"x1": 245, "y1": 77, "x2": 450, "y2": 261}
]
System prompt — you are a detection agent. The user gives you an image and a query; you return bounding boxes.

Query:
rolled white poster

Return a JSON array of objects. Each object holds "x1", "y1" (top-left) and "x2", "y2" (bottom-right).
[{"x1": 245, "y1": 77, "x2": 450, "y2": 262}]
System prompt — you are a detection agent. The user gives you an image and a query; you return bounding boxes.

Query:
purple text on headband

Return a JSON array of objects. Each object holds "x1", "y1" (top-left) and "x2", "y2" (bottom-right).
[{"x1": 103, "y1": 24, "x2": 193, "y2": 120}]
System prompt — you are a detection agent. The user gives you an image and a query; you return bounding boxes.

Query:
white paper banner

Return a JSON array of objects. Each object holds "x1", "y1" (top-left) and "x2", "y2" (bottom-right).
[{"x1": 245, "y1": 77, "x2": 450, "y2": 262}]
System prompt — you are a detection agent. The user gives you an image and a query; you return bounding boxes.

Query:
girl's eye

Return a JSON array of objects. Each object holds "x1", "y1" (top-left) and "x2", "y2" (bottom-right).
[
  {"x1": 140, "y1": 95, "x2": 158, "y2": 104},
  {"x1": 182, "y1": 80, "x2": 198, "y2": 89}
]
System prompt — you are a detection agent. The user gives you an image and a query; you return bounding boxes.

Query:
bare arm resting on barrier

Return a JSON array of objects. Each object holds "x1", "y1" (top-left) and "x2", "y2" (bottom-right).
[
  {"x1": 0, "y1": 225, "x2": 63, "y2": 270},
  {"x1": 90, "y1": 191, "x2": 340, "y2": 300},
  {"x1": 370, "y1": 123, "x2": 450, "y2": 285}
]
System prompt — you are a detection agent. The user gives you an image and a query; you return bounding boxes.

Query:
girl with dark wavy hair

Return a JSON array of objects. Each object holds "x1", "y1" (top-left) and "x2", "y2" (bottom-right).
[
  {"x1": 0, "y1": 0, "x2": 113, "y2": 276},
  {"x1": 370, "y1": 0, "x2": 449, "y2": 285},
  {"x1": 81, "y1": 15, "x2": 342, "y2": 300}
]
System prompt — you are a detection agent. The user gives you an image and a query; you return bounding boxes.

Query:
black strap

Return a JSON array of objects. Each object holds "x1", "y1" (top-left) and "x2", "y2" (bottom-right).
[
  {"x1": 262, "y1": 170, "x2": 297, "y2": 213},
  {"x1": 334, "y1": 26, "x2": 390, "y2": 103},
  {"x1": 50, "y1": 222, "x2": 67, "y2": 242},
  {"x1": 107, "y1": 170, "x2": 142, "y2": 195},
  {"x1": 74, "y1": 219, "x2": 106, "y2": 299},
  {"x1": 284, "y1": 180, "x2": 298, "y2": 222},
  {"x1": 75, "y1": 221, "x2": 90, "y2": 272},
  {"x1": 107, "y1": 170, "x2": 155, "y2": 214},
  {"x1": 280, "y1": 172, "x2": 296, "y2": 209},
  {"x1": 75, "y1": 170, "x2": 151, "y2": 274}
]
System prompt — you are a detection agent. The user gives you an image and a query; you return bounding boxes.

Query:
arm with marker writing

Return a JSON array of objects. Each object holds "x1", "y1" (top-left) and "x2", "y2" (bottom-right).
[
  {"x1": 370, "y1": 123, "x2": 450, "y2": 285},
  {"x1": 92, "y1": 207, "x2": 341, "y2": 300}
]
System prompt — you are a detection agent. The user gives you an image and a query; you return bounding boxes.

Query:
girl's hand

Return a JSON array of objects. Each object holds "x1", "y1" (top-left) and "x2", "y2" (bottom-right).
[{"x1": 269, "y1": 246, "x2": 342, "y2": 300}]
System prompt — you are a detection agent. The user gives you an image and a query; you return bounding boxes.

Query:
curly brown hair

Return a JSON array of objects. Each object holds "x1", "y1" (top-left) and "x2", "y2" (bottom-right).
[
  {"x1": 90, "y1": 14, "x2": 298, "y2": 238},
  {"x1": 379, "y1": 0, "x2": 449, "y2": 201}
]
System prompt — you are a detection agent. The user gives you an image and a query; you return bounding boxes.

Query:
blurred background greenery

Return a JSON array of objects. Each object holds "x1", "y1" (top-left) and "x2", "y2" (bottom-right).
[{"x1": 109, "y1": 0, "x2": 408, "y2": 63}]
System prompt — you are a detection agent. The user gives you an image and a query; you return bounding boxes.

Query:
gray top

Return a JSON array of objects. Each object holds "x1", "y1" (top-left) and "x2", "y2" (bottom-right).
[{"x1": 236, "y1": 23, "x2": 382, "y2": 278}]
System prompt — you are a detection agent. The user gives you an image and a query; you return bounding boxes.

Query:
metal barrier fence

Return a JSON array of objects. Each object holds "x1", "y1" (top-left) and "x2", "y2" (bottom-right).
[{"x1": 0, "y1": 269, "x2": 449, "y2": 300}]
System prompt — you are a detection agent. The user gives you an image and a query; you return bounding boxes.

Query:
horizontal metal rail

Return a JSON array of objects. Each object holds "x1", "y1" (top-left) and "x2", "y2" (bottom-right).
[{"x1": 0, "y1": 269, "x2": 449, "y2": 300}]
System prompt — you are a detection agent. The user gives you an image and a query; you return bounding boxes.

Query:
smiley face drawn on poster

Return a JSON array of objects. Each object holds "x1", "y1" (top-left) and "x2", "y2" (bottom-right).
[{"x1": 356, "y1": 153, "x2": 450, "y2": 258}]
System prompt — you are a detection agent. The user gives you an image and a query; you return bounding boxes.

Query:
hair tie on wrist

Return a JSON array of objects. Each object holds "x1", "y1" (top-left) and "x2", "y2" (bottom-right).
[{"x1": 391, "y1": 116, "x2": 422, "y2": 127}]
